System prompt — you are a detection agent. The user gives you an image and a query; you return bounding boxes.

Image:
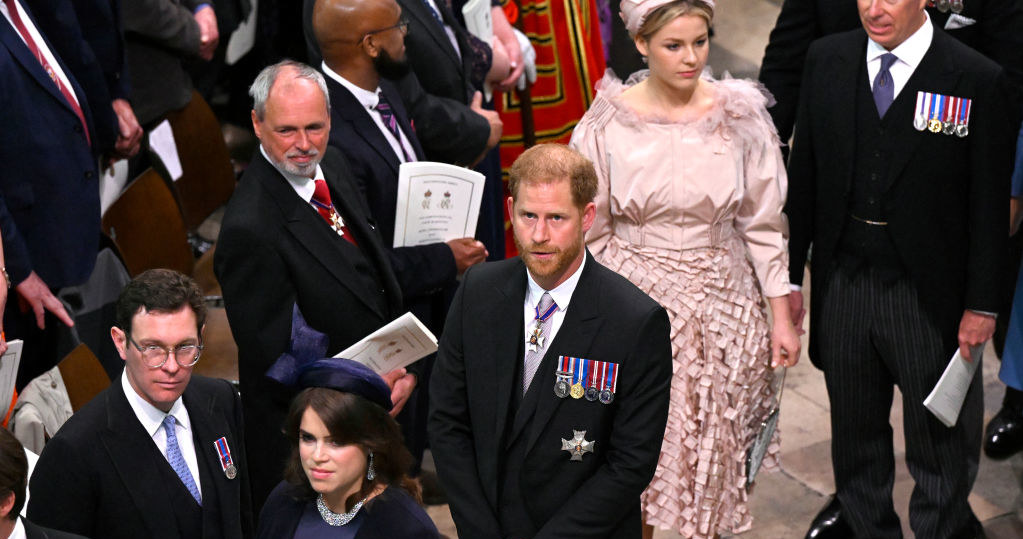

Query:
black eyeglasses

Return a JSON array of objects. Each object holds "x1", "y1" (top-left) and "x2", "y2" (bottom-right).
[
  {"x1": 362, "y1": 17, "x2": 410, "y2": 41},
  {"x1": 126, "y1": 333, "x2": 203, "y2": 369}
]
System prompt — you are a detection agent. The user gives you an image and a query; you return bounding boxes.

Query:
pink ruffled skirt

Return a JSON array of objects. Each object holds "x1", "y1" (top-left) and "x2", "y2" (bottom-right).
[{"x1": 598, "y1": 235, "x2": 780, "y2": 538}]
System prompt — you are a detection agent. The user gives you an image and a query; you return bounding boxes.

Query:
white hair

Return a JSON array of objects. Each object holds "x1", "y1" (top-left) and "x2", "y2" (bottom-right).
[{"x1": 249, "y1": 60, "x2": 331, "y2": 120}]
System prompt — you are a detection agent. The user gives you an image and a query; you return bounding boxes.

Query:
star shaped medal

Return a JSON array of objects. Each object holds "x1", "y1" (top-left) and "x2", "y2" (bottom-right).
[{"x1": 561, "y1": 430, "x2": 595, "y2": 461}]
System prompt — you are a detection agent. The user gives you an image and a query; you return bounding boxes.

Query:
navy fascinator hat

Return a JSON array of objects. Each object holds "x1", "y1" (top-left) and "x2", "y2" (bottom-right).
[{"x1": 265, "y1": 304, "x2": 393, "y2": 411}]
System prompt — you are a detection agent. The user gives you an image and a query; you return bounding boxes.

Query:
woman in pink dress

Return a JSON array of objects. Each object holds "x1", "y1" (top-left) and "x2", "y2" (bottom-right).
[{"x1": 570, "y1": 1, "x2": 800, "y2": 537}]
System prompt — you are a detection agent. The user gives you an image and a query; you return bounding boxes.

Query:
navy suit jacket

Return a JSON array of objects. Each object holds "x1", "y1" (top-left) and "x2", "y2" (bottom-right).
[
  {"x1": 0, "y1": 2, "x2": 99, "y2": 289},
  {"x1": 324, "y1": 75, "x2": 457, "y2": 300},
  {"x1": 27, "y1": 376, "x2": 254, "y2": 539}
]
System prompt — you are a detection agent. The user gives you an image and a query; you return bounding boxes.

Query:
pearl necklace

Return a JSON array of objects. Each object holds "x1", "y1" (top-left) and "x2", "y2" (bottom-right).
[{"x1": 316, "y1": 494, "x2": 366, "y2": 526}]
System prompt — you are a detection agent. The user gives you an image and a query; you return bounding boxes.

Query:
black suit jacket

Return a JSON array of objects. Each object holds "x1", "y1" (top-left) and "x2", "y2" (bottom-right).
[
  {"x1": 0, "y1": 3, "x2": 99, "y2": 289},
  {"x1": 22, "y1": 519, "x2": 88, "y2": 539},
  {"x1": 27, "y1": 376, "x2": 253, "y2": 539},
  {"x1": 429, "y1": 253, "x2": 672, "y2": 538},
  {"x1": 214, "y1": 148, "x2": 404, "y2": 506},
  {"x1": 324, "y1": 75, "x2": 456, "y2": 299},
  {"x1": 256, "y1": 482, "x2": 439, "y2": 539},
  {"x1": 786, "y1": 28, "x2": 1016, "y2": 362},
  {"x1": 759, "y1": 0, "x2": 1023, "y2": 144}
]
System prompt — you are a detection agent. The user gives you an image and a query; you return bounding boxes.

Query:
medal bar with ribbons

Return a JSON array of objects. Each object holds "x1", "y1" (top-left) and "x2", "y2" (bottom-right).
[{"x1": 915, "y1": 91, "x2": 972, "y2": 137}]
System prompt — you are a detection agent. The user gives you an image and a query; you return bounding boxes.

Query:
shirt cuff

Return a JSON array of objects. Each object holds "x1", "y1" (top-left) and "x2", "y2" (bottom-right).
[
  {"x1": 193, "y1": 3, "x2": 211, "y2": 13},
  {"x1": 789, "y1": 284, "x2": 802, "y2": 292},
  {"x1": 968, "y1": 309, "x2": 998, "y2": 319}
]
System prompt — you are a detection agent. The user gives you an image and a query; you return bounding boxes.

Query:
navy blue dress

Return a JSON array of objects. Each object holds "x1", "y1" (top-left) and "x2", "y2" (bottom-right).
[{"x1": 257, "y1": 482, "x2": 440, "y2": 539}]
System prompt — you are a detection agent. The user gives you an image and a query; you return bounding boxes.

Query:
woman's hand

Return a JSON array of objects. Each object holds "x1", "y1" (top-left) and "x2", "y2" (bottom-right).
[{"x1": 768, "y1": 295, "x2": 801, "y2": 368}]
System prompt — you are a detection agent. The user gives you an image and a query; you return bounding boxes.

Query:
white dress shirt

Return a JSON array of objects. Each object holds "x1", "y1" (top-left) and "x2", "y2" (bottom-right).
[
  {"x1": 121, "y1": 372, "x2": 202, "y2": 499},
  {"x1": 522, "y1": 255, "x2": 587, "y2": 360},
  {"x1": 865, "y1": 12, "x2": 933, "y2": 102},
  {"x1": 321, "y1": 63, "x2": 417, "y2": 164},
  {"x1": 0, "y1": 0, "x2": 81, "y2": 108},
  {"x1": 7, "y1": 518, "x2": 26, "y2": 539}
]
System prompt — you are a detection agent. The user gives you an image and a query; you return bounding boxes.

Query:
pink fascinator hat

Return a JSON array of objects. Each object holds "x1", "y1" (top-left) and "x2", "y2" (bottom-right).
[{"x1": 620, "y1": 0, "x2": 715, "y2": 36}]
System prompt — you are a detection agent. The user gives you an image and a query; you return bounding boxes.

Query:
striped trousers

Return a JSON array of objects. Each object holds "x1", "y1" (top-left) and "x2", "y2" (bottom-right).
[{"x1": 817, "y1": 266, "x2": 983, "y2": 539}]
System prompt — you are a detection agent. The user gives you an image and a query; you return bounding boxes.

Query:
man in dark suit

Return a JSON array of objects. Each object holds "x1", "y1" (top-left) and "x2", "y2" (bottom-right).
[
  {"x1": 27, "y1": 269, "x2": 253, "y2": 539},
  {"x1": 0, "y1": 427, "x2": 86, "y2": 539},
  {"x1": 214, "y1": 60, "x2": 410, "y2": 507},
  {"x1": 429, "y1": 144, "x2": 672, "y2": 538},
  {"x1": 310, "y1": 0, "x2": 487, "y2": 477},
  {"x1": 1, "y1": 0, "x2": 102, "y2": 389},
  {"x1": 786, "y1": 1, "x2": 1017, "y2": 537}
]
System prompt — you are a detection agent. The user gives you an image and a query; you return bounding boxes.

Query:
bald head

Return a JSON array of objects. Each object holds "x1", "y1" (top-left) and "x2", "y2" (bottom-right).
[{"x1": 313, "y1": 0, "x2": 400, "y2": 56}]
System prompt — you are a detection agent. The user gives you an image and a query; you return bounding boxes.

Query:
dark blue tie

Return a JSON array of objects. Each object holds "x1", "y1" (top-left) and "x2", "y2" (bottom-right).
[
  {"x1": 873, "y1": 52, "x2": 898, "y2": 118},
  {"x1": 419, "y1": 0, "x2": 444, "y2": 27},
  {"x1": 163, "y1": 415, "x2": 201, "y2": 504}
]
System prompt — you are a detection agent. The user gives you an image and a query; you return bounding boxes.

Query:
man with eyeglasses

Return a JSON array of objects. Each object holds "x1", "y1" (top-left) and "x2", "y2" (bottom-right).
[{"x1": 25, "y1": 269, "x2": 253, "y2": 539}]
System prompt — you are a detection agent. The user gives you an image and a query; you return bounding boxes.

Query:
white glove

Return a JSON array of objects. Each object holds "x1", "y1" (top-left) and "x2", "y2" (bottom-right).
[{"x1": 514, "y1": 28, "x2": 537, "y2": 91}]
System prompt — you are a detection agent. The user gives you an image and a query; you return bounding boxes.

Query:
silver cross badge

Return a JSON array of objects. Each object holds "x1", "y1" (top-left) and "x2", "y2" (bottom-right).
[{"x1": 561, "y1": 430, "x2": 595, "y2": 461}]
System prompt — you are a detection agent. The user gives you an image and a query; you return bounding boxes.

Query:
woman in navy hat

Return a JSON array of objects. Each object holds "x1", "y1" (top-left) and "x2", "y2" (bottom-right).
[{"x1": 256, "y1": 307, "x2": 440, "y2": 538}]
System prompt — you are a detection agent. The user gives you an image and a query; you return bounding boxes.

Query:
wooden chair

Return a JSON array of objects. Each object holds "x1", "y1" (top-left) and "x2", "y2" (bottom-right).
[
  {"x1": 57, "y1": 344, "x2": 110, "y2": 412},
  {"x1": 162, "y1": 90, "x2": 237, "y2": 232}
]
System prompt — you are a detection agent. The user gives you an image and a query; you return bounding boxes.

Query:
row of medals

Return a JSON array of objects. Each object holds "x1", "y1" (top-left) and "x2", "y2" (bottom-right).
[
  {"x1": 933, "y1": 0, "x2": 965, "y2": 14},
  {"x1": 554, "y1": 373, "x2": 614, "y2": 404},
  {"x1": 915, "y1": 110, "x2": 969, "y2": 137}
]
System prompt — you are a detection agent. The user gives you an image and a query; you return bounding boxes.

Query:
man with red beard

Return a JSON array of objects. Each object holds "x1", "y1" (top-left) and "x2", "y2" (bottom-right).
[{"x1": 429, "y1": 144, "x2": 672, "y2": 538}]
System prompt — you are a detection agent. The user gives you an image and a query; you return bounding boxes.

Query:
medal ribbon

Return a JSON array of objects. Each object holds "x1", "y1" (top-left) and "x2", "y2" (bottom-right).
[
  {"x1": 534, "y1": 301, "x2": 557, "y2": 323},
  {"x1": 927, "y1": 92, "x2": 937, "y2": 123},
  {"x1": 962, "y1": 98, "x2": 972, "y2": 127},
  {"x1": 610, "y1": 362, "x2": 618, "y2": 392},
  {"x1": 572, "y1": 356, "x2": 582, "y2": 386},
  {"x1": 938, "y1": 94, "x2": 947, "y2": 124},
  {"x1": 944, "y1": 95, "x2": 954, "y2": 124},
  {"x1": 915, "y1": 91, "x2": 924, "y2": 120},
  {"x1": 214, "y1": 437, "x2": 233, "y2": 468},
  {"x1": 580, "y1": 360, "x2": 589, "y2": 388}
]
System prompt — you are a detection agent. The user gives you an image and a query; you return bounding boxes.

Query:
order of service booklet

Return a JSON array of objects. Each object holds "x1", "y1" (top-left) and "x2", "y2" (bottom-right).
[
  {"x1": 0, "y1": 340, "x2": 24, "y2": 420},
  {"x1": 334, "y1": 313, "x2": 438, "y2": 374},
  {"x1": 923, "y1": 343, "x2": 984, "y2": 428},
  {"x1": 393, "y1": 162, "x2": 485, "y2": 248}
]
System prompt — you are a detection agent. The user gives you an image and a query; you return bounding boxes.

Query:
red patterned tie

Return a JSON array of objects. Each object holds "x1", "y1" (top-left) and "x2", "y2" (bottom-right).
[
  {"x1": 4, "y1": 0, "x2": 90, "y2": 146},
  {"x1": 312, "y1": 179, "x2": 358, "y2": 246}
]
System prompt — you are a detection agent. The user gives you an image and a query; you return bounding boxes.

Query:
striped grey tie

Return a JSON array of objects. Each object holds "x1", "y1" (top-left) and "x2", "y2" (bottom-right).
[{"x1": 523, "y1": 292, "x2": 556, "y2": 394}]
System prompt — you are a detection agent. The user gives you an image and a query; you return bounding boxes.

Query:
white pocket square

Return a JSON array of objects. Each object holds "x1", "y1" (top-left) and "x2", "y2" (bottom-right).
[{"x1": 945, "y1": 14, "x2": 977, "y2": 30}]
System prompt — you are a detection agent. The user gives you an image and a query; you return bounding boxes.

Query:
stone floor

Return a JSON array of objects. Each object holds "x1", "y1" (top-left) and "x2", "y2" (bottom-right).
[{"x1": 422, "y1": 0, "x2": 1023, "y2": 536}]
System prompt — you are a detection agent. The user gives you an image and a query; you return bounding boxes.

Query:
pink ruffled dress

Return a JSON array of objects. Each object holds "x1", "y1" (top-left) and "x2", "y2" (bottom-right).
[{"x1": 570, "y1": 70, "x2": 790, "y2": 538}]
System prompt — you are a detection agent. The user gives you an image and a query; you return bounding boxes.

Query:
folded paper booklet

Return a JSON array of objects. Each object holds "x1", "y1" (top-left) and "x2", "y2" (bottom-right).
[
  {"x1": 0, "y1": 340, "x2": 24, "y2": 420},
  {"x1": 924, "y1": 343, "x2": 983, "y2": 428},
  {"x1": 393, "y1": 162, "x2": 485, "y2": 248},
  {"x1": 334, "y1": 313, "x2": 438, "y2": 374}
]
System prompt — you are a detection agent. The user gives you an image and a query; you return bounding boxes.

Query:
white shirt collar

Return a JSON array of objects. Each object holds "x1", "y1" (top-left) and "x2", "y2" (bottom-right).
[
  {"x1": 866, "y1": 11, "x2": 933, "y2": 69},
  {"x1": 121, "y1": 370, "x2": 191, "y2": 439},
  {"x1": 258, "y1": 145, "x2": 325, "y2": 203},
  {"x1": 8, "y1": 518, "x2": 26, "y2": 539},
  {"x1": 525, "y1": 252, "x2": 587, "y2": 312},
  {"x1": 321, "y1": 62, "x2": 381, "y2": 110}
]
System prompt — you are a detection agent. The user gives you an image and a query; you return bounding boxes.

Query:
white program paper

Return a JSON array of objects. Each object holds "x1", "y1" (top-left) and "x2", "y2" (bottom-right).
[
  {"x1": 225, "y1": 0, "x2": 258, "y2": 65},
  {"x1": 393, "y1": 162, "x2": 485, "y2": 247},
  {"x1": 334, "y1": 313, "x2": 438, "y2": 374},
  {"x1": 924, "y1": 343, "x2": 983, "y2": 428},
  {"x1": 148, "y1": 120, "x2": 183, "y2": 181},
  {"x1": 0, "y1": 340, "x2": 24, "y2": 420}
]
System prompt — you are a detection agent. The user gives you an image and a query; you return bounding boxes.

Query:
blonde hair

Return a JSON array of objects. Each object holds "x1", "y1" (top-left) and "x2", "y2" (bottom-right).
[{"x1": 636, "y1": 0, "x2": 713, "y2": 41}]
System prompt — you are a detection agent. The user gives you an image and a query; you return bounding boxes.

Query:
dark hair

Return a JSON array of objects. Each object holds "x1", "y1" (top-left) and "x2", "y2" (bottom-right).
[
  {"x1": 283, "y1": 388, "x2": 419, "y2": 509},
  {"x1": 115, "y1": 269, "x2": 207, "y2": 335},
  {"x1": 0, "y1": 429, "x2": 27, "y2": 520},
  {"x1": 507, "y1": 144, "x2": 598, "y2": 209}
]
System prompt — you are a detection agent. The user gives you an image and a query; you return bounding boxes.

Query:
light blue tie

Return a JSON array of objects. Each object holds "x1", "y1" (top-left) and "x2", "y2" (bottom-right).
[
  {"x1": 873, "y1": 52, "x2": 898, "y2": 117},
  {"x1": 163, "y1": 415, "x2": 201, "y2": 504}
]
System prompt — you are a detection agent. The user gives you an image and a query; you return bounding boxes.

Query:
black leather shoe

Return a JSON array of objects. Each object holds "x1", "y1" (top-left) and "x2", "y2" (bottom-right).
[
  {"x1": 983, "y1": 404, "x2": 1023, "y2": 460},
  {"x1": 805, "y1": 496, "x2": 853, "y2": 539}
]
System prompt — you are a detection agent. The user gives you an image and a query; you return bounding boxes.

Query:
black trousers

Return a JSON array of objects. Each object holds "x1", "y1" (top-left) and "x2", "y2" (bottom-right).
[{"x1": 817, "y1": 266, "x2": 982, "y2": 539}]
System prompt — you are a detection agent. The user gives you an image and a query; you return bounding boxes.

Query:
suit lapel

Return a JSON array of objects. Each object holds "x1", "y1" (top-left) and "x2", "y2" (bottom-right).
[
  {"x1": 98, "y1": 387, "x2": 181, "y2": 538},
  {"x1": 881, "y1": 31, "x2": 960, "y2": 191},
  {"x1": 491, "y1": 263, "x2": 527, "y2": 445},
  {"x1": 0, "y1": 15, "x2": 74, "y2": 116},
  {"x1": 522, "y1": 256, "x2": 603, "y2": 454},
  {"x1": 253, "y1": 155, "x2": 387, "y2": 319},
  {"x1": 822, "y1": 39, "x2": 861, "y2": 196},
  {"x1": 403, "y1": 0, "x2": 461, "y2": 68},
  {"x1": 327, "y1": 76, "x2": 403, "y2": 174},
  {"x1": 183, "y1": 384, "x2": 238, "y2": 537}
]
